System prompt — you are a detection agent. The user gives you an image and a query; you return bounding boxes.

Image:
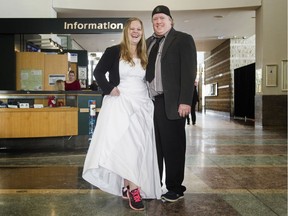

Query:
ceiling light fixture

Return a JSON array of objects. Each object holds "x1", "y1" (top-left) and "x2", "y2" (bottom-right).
[{"x1": 27, "y1": 38, "x2": 64, "y2": 52}]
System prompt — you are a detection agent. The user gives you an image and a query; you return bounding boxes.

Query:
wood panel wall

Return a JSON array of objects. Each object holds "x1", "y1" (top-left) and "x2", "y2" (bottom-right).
[
  {"x1": 16, "y1": 52, "x2": 45, "y2": 90},
  {"x1": 204, "y1": 40, "x2": 231, "y2": 113},
  {"x1": 44, "y1": 54, "x2": 68, "y2": 90},
  {"x1": 16, "y1": 52, "x2": 68, "y2": 91},
  {"x1": 204, "y1": 37, "x2": 255, "y2": 115}
]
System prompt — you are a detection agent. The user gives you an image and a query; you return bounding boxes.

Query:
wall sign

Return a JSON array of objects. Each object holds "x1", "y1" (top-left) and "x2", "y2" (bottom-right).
[
  {"x1": 0, "y1": 18, "x2": 127, "y2": 34},
  {"x1": 49, "y1": 74, "x2": 66, "y2": 86}
]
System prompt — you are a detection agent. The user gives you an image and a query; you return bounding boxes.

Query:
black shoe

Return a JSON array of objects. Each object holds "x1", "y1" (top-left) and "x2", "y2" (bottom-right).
[
  {"x1": 128, "y1": 188, "x2": 144, "y2": 211},
  {"x1": 122, "y1": 186, "x2": 129, "y2": 200},
  {"x1": 192, "y1": 122, "x2": 195, "y2": 125},
  {"x1": 161, "y1": 191, "x2": 184, "y2": 202}
]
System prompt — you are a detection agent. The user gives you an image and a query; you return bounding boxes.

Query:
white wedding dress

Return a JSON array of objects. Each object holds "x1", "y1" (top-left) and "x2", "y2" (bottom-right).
[{"x1": 82, "y1": 58, "x2": 161, "y2": 199}]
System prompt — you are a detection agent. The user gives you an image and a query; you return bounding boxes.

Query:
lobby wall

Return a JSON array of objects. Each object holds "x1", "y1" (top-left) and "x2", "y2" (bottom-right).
[
  {"x1": 255, "y1": 0, "x2": 287, "y2": 127},
  {"x1": 204, "y1": 36, "x2": 256, "y2": 117}
]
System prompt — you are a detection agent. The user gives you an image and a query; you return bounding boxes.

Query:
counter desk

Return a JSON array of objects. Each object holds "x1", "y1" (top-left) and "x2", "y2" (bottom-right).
[
  {"x1": 0, "y1": 90, "x2": 103, "y2": 139},
  {"x1": 0, "y1": 107, "x2": 78, "y2": 138}
]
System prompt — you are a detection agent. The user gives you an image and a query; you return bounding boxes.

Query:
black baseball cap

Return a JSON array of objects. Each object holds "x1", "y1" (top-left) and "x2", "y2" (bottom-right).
[{"x1": 152, "y1": 5, "x2": 172, "y2": 19}]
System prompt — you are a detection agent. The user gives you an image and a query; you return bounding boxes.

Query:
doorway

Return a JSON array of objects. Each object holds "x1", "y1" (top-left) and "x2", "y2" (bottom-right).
[{"x1": 234, "y1": 63, "x2": 255, "y2": 120}]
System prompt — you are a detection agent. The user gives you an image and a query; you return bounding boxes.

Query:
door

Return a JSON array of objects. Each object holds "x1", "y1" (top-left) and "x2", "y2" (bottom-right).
[{"x1": 234, "y1": 63, "x2": 255, "y2": 119}]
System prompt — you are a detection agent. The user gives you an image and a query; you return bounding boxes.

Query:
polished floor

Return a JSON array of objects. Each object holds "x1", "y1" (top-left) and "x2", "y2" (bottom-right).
[{"x1": 0, "y1": 113, "x2": 287, "y2": 216}]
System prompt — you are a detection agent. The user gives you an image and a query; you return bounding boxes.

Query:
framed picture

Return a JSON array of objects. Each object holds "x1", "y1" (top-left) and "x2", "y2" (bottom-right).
[
  {"x1": 281, "y1": 60, "x2": 288, "y2": 91},
  {"x1": 265, "y1": 64, "x2": 278, "y2": 87},
  {"x1": 78, "y1": 66, "x2": 87, "y2": 79},
  {"x1": 205, "y1": 83, "x2": 218, "y2": 96}
]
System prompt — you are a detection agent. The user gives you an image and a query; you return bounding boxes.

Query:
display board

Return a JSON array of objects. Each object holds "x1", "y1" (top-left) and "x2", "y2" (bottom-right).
[{"x1": 20, "y1": 69, "x2": 43, "y2": 90}]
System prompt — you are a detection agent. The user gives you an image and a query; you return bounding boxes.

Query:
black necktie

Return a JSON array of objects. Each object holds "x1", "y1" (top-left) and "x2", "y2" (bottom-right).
[{"x1": 146, "y1": 37, "x2": 164, "y2": 82}]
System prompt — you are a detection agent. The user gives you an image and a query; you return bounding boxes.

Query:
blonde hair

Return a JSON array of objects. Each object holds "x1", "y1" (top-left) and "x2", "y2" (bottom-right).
[
  {"x1": 120, "y1": 17, "x2": 148, "y2": 69},
  {"x1": 54, "y1": 79, "x2": 64, "y2": 91}
]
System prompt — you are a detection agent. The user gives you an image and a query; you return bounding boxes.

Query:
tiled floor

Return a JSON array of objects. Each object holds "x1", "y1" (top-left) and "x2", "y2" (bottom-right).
[{"x1": 0, "y1": 113, "x2": 287, "y2": 216}]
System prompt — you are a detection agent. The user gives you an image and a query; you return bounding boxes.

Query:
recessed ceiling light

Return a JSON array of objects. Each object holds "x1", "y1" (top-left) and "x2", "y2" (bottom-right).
[{"x1": 184, "y1": 20, "x2": 190, "y2": 23}]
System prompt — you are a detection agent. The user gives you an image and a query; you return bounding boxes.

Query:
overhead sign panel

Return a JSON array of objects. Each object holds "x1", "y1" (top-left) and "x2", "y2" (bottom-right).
[{"x1": 0, "y1": 18, "x2": 128, "y2": 34}]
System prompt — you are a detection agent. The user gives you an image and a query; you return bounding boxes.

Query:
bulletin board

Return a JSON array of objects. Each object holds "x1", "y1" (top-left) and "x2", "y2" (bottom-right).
[{"x1": 20, "y1": 69, "x2": 43, "y2": 90}]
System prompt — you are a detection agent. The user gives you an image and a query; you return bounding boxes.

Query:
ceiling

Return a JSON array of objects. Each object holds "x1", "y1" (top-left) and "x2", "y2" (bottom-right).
[{"x1": 55, "y1": 8, "x2": 257, "y2": 53}]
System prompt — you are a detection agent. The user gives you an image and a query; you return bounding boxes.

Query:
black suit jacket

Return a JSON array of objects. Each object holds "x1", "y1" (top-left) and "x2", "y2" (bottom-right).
[
  {"x1": 147, "y1": 28, "x2": 197, "y2": 119},
  {"x1": 94, "y1": 45, "x2": 121, "y2": 95}
]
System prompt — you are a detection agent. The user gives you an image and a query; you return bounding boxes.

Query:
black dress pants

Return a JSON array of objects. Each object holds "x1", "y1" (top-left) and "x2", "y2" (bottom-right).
[{"x1": 153, "y1": 95, "x2": 186, "y2": 194}]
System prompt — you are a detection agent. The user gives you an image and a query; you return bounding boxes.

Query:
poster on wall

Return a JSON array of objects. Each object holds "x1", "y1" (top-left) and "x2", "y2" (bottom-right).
[
  {"x1": 68, "y1": 52, "x2": 78, "y2": 63},
  {"x1": 78, "y1": 66, "x2": 87, "y2": 79},
  {"x1": 48, "y1": 74, "x2": 66, "y2": 85},
  {"x1": 20, "y1": 69, "x2": 43, "y2": 91}
]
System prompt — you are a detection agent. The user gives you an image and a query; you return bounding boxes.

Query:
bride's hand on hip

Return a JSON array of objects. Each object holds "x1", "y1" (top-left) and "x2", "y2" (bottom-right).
[{"x1": 110, "y1": 87, "x2": 120, "y2": 96}]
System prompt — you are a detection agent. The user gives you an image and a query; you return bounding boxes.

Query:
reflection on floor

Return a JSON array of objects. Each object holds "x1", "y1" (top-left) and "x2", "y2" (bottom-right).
[{"x1": 0, "y1": 113, "x2": 287, "y2": 216}]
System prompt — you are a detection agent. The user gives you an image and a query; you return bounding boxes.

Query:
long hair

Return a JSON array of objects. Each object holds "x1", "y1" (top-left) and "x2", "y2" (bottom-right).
[{"x1": 120, "y1": 17, "x2": 148, "y2": 69}]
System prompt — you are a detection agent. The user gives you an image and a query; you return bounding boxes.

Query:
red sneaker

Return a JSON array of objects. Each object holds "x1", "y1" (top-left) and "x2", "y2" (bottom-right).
[{"x1": 127, "y1": 188, "x2": 144, "y2": 211}]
